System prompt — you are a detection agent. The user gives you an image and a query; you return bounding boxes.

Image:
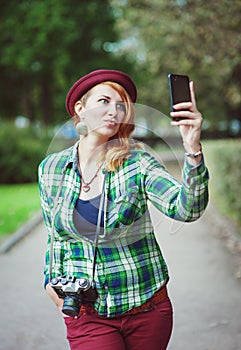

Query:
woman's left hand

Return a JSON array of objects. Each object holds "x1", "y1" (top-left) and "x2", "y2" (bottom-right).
[{"x1": 170, "y1": 81, "x2": 203, "y2": 154}]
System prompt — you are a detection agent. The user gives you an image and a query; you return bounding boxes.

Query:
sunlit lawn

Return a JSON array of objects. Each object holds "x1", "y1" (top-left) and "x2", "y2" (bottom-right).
[{"x1": 0, "y1": 183, "x2": 40, "y2": 236}]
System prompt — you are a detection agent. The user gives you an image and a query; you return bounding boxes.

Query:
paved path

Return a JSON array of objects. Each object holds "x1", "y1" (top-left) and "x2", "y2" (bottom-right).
[{"x1": 0, "y1": 204, "x2": 241, "y2": 350}]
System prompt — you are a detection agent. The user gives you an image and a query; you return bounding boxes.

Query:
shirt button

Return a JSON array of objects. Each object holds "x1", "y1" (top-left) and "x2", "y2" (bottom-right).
[
  {"x1": 104, "y1": 285, "x2": 108, "y2": 290},
  {"x1": 98, "y1": 263, "x2": 103, "y2": 268}
]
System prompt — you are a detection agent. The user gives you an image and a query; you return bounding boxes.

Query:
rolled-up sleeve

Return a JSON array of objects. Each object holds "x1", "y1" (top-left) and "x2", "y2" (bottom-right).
[{"x1": 142, "y1": 154, "x2": 209, "y2": 222}]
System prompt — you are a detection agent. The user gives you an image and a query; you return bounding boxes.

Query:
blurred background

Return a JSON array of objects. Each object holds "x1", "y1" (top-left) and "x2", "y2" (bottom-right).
[{"x1": 0, "y1": 0, "x2": 240, "y2": 240}]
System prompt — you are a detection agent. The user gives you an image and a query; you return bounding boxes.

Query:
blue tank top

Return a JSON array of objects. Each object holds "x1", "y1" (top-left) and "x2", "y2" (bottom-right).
[{"x1": 73, "y1": 195, "x2": 104, "y2": 241}]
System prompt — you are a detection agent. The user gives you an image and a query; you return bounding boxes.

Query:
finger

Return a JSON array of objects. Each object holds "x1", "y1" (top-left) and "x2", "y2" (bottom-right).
[
  {"x1": 189, "y1": 81, "x2": 197, "y2": 110},
  {"x1": 172, "y1": 102, "x2": 192, "y2": 111},
  {"x1": 170, "y1": 110, "x2": 199, "y2": 120},
  {"x1": 171, "y1": 116, "x2": 202, "y2": 127}
]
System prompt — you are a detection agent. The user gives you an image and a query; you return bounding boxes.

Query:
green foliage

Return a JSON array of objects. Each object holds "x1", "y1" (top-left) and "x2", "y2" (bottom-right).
[
  {"x1": 0, "y1": 183, "x2": 40, "y2": 235},
  {"x1": 0, "y1": 0, "x2": 133, "y2": 124},
  {"x1": 1, "y1": 0, "x2": 240, "y2": 134},
  {"x1": 111, "y1": 0, "x2": 241, "y2": 131},
  {"x1": 204, "y1": 139, "x2": 241, "y2": 230},
  {"x1": 0, "y1": 122, "x2": 51, "y2": 183}
]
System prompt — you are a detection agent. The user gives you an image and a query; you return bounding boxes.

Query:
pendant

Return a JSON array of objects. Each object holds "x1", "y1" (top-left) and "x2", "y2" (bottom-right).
[{"x1": 82, "y1": 185, "x2": 90, "y2": 192}]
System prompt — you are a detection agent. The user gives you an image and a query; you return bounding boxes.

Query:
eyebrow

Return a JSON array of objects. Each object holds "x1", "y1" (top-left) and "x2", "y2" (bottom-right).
[
  {"x1": 98, "y1": 95, "x2": 111, "y2": 100},
  {"x1": 98, "y1": 95, "x2": 124, "y2": 103}
]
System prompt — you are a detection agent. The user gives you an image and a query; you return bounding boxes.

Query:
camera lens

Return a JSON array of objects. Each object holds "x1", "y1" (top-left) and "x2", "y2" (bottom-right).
[{"x1": 62, "y1": 295, "x2": 83, "y2": 317}]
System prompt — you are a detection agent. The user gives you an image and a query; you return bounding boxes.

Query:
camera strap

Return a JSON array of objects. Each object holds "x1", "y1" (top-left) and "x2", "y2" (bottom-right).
[
  {"x1": 48, "y1": 165, "x2": 107, "y2": 287},
  {"x1": 49, "y1": 166, "x2": 67, "y2": 281},
  {"x1": 91, "y1": 172, "x2": 107, "y2": 287}
]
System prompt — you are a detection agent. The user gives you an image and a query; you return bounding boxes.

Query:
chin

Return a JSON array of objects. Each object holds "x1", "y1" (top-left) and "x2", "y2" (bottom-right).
[{"x1": 97, "y1": 125, "x2": 119, "y2": 137}]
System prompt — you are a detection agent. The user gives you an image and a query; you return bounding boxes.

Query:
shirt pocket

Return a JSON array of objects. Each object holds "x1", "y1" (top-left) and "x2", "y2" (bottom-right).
[{"x1": 114, "y1": 186, "x2": 143, "y2": 226}]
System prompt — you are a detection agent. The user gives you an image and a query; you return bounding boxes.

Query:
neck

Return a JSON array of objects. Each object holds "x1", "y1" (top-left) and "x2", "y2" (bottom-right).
[{"x1": 78, "y1": 135, "x2": 106, "y2": 166}]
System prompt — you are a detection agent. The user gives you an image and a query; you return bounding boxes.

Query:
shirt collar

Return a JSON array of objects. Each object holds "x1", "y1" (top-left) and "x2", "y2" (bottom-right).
[{"x1": 64, "y1": 140, "x2": 80, "y2": 171}]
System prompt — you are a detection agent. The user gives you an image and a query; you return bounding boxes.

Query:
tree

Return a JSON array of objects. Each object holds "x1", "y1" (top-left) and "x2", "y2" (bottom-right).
[
  {"x1": 0, "y1": 0, "x2": 134, "y2": 124},
  {"x1": 110, "y1": 0, "x2": 241, "y2": 134}
]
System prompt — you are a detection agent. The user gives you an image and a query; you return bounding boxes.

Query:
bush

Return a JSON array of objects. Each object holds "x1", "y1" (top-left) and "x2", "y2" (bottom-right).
[
  {"x1": 204, "y1": 139, "x2": 241, "y2": 230},
  {"x1": 0, "y1": 122, "x2": 52, "y2": 184}
]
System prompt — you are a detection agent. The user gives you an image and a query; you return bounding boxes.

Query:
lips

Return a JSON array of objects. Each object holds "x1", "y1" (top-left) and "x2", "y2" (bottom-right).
[{"x1": 104, "y1": 119, "x2": 117, "y2": 127}]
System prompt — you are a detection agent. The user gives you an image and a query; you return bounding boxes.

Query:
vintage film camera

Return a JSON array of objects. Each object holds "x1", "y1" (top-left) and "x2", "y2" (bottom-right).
[{"x1": 50, "y1": 276, "x2": 98, "y2": 317}]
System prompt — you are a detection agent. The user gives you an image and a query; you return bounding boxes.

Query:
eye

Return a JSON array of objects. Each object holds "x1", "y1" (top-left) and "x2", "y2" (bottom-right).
[
  {"x1": 99, "y1": 98, "x2": 109, "y2": 104},
  {"x1": 116, "y1": 103, "x2": 126, "y2": 114}
]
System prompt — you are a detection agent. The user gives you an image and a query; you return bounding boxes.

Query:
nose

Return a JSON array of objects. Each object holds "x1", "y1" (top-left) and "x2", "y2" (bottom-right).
[{"x1": 107, "y1": 103, "x2": 117, "y2": 117}]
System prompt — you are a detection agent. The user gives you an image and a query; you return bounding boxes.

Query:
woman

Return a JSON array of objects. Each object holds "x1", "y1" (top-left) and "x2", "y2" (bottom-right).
[{"x1": 38, "y1": 69, "x2": 209, "y2": 350}]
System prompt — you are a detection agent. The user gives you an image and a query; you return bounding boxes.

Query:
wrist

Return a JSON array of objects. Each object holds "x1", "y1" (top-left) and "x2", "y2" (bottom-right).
[{"x1": 184, "y1": 143, "x2": 202, "y2": 158}]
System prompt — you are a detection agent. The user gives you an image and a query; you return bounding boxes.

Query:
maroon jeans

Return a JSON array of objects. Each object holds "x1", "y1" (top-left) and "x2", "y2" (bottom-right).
[{"x1": 64, "y1": 297, "x2": 173, "y2": 350}]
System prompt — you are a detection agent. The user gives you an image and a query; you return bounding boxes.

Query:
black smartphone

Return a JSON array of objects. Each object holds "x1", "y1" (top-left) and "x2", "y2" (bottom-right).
[{"x1": 168, "y1": 73, "x2": 191, "y2": 121}]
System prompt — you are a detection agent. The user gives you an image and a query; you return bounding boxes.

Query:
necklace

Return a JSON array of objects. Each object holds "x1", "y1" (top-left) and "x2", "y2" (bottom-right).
[{"x1": 80, "y1": 163, "x2": 103, "y2": 193}]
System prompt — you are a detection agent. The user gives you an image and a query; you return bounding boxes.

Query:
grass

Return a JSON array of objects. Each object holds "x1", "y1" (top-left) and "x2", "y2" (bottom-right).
[
  {"x1": 203, "y1": 139, "x2": 241, "y2": 234},
  {"x1": 0, "y1": 183, "x2": 40, "y2": 236}
]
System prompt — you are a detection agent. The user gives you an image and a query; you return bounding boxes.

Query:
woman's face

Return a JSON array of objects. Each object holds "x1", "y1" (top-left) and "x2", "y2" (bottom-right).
[{"x1": 75, "y1": 84, "x2": 126, "y2": 141}]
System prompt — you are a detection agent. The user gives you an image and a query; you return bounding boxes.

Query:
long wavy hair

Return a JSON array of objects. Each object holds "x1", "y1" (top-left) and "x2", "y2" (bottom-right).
[{"x1": 74, "y1": 81, "x2": 143, "y2": 172}]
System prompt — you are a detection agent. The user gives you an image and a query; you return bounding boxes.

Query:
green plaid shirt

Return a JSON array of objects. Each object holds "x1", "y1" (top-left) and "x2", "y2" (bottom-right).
[{"x1": 38, "y1": 141, "x2": 209, "y2": 317}]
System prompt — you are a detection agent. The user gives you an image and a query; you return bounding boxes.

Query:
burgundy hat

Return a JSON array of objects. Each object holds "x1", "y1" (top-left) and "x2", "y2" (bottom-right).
[{"x1": 65, "y1": 69, "x2": 137, "y2": 116}]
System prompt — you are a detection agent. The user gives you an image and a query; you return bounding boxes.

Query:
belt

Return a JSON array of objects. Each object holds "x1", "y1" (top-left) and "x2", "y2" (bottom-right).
[{"x1": 79, "y1": 286, "x2": 168, "y2": 318}]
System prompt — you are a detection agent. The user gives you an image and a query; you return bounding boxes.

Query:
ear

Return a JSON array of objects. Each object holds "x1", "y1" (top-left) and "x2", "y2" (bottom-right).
[{"x1": 74, "y1": 101, "x2": 83, "y2": 116}]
